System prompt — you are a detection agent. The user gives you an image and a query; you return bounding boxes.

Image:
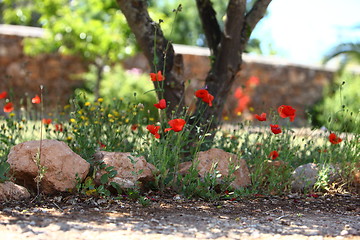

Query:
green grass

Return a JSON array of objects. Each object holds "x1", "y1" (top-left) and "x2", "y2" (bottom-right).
[{"x1": 0, "y1": 87, "x2": 359, "y2": 200}]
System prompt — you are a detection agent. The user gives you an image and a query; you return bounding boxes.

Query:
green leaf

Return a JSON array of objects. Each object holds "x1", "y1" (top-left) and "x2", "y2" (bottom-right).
[
  {"x1": 105, "y1": 166, "x2": 115, "y2": 172},
  {"x1": 100, "y1": 173, "x2": 109, "y2": 184},
  {"x1": 108, "y1": 170, "x2": 117, "y2": 178},
  {"x1": 110, "y1": 181, "x2": 122, "y2": 194}
]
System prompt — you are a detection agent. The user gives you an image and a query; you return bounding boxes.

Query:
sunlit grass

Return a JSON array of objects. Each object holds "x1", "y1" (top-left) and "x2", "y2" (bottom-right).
[{"x1": 0, "y1": 89, "x2": 359, "y2": 198}]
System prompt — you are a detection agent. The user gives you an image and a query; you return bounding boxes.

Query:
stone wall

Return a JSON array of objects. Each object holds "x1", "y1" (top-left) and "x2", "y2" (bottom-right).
[
  {"x1": 0, "y1": 25, "x2": 86, "y2": 112},
  {"x1": 1, "y1": 25, "x2": 334, "y2": 126},
  {"x1": 124, "y1": 45, "x2": 335, "y2": 126}
]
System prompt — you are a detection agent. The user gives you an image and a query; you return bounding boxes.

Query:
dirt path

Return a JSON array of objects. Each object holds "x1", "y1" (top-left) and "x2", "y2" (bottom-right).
[{"x1": 0, "y1": 194, "x2": 359, "y2": 240}]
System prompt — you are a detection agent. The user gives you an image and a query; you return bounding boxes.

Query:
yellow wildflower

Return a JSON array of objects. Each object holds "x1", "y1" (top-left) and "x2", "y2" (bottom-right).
[{"x1": 112, "y1": 110, "x2": 119, "y2": 116}]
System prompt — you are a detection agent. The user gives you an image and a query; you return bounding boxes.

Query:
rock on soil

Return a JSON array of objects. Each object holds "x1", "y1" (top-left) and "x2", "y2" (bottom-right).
[
  {"x1": 0, "y1": 181, "x2": 30, "y2": 201},
  {"x1": 93, "y1": 151, "x2": 156, "y2": 189},
  {"x1": 7, "y1": 140, "x2": 90, "y2": 194},
  {"x1": 179, "y1": 148, "x2": 251, "y2": 189},
  {"x1": 291, "y1": 163, "x2": 319, "y2": 192}
]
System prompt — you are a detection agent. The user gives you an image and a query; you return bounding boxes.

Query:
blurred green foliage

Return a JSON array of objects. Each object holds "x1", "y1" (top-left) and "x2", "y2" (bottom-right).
[
  {"x1": 311, "y1": 72, "x2": 360, "y2": 133},
  {"x1": 79, "y1": 65, "x2": 158, "y2": 117},
  {"x1": 1, "y1": 0, "x2": 265, "y2": 53},
  {"x1": 0, "y1": 0, "x2": 41, "y2": 26},
  {"x1": 1, "y1": 0, "x2": 141, "y2": 98},
  {"x1": 19, "y1": 0, "x2": 136, "y2": 62},
  {"x1": 0, "y1": 0, "x2": 263, "y2": 100},
  {"x1": 149, "y1": 0, "x2": 262, "y2": 51}
]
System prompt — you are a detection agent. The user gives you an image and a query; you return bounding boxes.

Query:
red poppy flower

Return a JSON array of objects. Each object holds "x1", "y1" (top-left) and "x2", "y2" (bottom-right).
[
  {"x1": 55, "y1": 123, "x2": 63, "y2": 132},
  {"x1": 99, "y1": 142, "x2": 106, "y2": 149},
  {"x1": 147, "y1": 124, "x2": 161, "y2": 139},
  {"x1": 165, "y1": 119, "x2": 186, "y2": 132},
  {"x1": 202, "y1": 93, "x2": 214, "y2": 107},
  {"x1": 42, "y1": 118, "x2": 52, "y2": 125},
  {"x1": 269, "y1": 150, "x2": 279, "y2": 160},
  {"x1": 270, "y1": 124, "x2": 282, "y2": 134},
  {"x1": 329, "y1": 133, "x2": 342, "y2": 144},
  {"x1": 131, "y1": 124, "x2": 138, "y2": 131},
  {"x1": 278, "y1": 105, "x2": 296, "y2": 122},
  {"x1": 254, "y1": 113, "x2": 266, "y2": 121},
  {"x1": 32, "y1": 95, "x2": 41, "y2": 104},
  {"x1": 154, "y1": 99, "x2": 166, "y2": 109},
  {"x1": 246, "y1": 76, "x2": 260, "y2": 88},
  {"x1": 150, "y1": 71, "x2": 165, "y2": 81},
  {"x1": 195, "y1": 89, "x2": 208, "y2": 99},
  {"x1": 317, "y1": 149, "x2": 327, "y2": 153},
  {"x1": 234, "y1": 95, "x2": 250, "y2": 114},
  {"x1": 0, "y1": 91, "x2": 7, "y2": 99},
  {"x1": 3, "y1": 102, "x2": 14, "y2": 113},
  {"x1": 234, "y1": 87, "x2": 244, "y2": 99},
  {"x1": 195, "y1": 89, "x2": 214, "y2": 107}
]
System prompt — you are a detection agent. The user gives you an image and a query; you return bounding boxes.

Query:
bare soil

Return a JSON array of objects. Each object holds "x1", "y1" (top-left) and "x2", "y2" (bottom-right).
[{"x1": 0, "y1": 193, "x2": 359, "y2": 240}]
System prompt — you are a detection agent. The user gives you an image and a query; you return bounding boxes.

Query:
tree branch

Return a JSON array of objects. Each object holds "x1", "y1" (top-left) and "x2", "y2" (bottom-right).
[
  {"x1": 116, "y1": 0, "x2": 167, "y2": 70},
  {"x1": 199, "y1": 0, "x2": 247, "y2": 127},
  {"x1": 241, "y1": 0, "x2": 272, "y2": 47},
  {"x1": 224, "y1": 0, "x2": 246, "y2": 40},
  {"x1": 195, "y1": 0, "x2": 222, "y2": 56},
  {"x1": 214, "y1": 0, "x2": 246, "y2": 75}
]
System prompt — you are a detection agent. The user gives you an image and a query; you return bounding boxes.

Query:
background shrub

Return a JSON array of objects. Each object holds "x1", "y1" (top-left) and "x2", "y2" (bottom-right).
[{"x1": 311, "y1": 72, "x2": 360, "y2": 133}]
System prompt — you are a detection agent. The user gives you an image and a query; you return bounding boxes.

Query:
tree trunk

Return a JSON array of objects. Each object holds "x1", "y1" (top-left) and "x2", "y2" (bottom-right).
[
  {"x1": 116, "y1": 0, "x2": 271, "y2": 128},
  {"x1": 195, "y1": 0, "x2": 271, "y2": 131},
  {"x1": 116, "y1": 0, "x2": 185, "y2": 118}
]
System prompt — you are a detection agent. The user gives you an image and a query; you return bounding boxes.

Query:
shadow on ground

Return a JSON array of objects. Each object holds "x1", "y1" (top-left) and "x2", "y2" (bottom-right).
[{"x1": 0, "y1": 194, "x2": 359, "y2": 239}]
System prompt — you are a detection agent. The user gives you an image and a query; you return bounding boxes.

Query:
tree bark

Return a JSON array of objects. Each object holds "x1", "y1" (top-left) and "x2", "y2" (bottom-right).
[
  {"x1": 116, "y1": 0, "x2": 271, "y2": 129},
  {"x1": 195, "y1": 0, "x2": 222, "y2": 56},
  {"x1": 195, "y1": 0, "x2": 271, "y2": 131},
  {"x1": 116, "y1": 0, "x2": 185, "y2": 117}
]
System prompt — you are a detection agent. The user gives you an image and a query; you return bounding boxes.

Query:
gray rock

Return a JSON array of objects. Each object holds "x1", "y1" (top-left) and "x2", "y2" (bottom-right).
[{"x1": 291, "y1": 163, "x2": 319, "y2": 192}]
